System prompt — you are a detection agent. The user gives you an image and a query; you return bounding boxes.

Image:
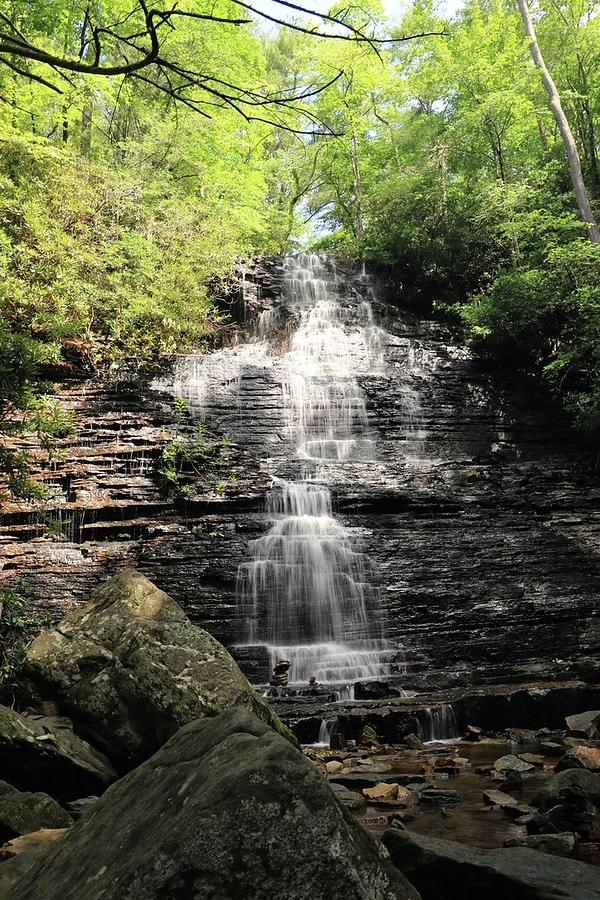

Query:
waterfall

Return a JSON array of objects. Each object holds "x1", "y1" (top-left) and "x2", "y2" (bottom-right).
[{"x1": 235, "y1": 254, "x2": 397, "y2": 686}]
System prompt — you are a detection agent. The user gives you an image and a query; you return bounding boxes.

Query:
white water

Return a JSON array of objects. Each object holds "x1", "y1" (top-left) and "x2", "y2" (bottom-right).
[{"x1": 236, "y1": 254, "x2": 396, "y2": 685}]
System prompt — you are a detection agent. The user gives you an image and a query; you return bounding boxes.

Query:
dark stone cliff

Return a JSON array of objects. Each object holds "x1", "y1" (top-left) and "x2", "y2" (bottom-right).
[{"x1": 1, "y1": 256, "x2": 599, "y2": 690}]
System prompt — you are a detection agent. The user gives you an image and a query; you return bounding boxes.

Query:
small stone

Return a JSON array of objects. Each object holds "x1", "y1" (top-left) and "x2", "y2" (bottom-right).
[
  {"x1": 465, "y1": 725, "x2": 482, "y2": 741},
  {"x1": 325, "y1": 761, "x2": 343, "y2": 775},
  {"x1": 403, "y1": 734, "x2": 423, "y2": 750},
  {"x1": 453, "y1": 757, "x2": 469, "y2": 767}
]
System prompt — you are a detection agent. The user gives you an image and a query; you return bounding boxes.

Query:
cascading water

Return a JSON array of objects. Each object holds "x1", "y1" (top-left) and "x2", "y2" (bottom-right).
[{"x1": 235, "y1": 254, "x2": 397, "y2": 686}]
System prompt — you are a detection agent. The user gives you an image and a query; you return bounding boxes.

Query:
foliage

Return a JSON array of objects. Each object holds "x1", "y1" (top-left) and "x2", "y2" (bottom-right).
[
  {"x1": 157, "y1": 400, "x2": 234, "y2": 497},
  {"x1": 0, "y1": 579, "x2": 46, "y2": 707},
  {"x1": 286, "y1": 0, "x2": 600, "y2": 429}
]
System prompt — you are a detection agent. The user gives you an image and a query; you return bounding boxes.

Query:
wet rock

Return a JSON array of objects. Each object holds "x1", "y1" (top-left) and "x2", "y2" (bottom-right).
[
  {"x1": 10, "y1": 706, "x2": 418, "y2": 900},
  {"x1": 493, "y1": 754, "x2": 534, "y2": 774},
  {"x1": 495, "y1": 770, "x2": 523, "y2": 793},
  {"x1": 383, "y1": 828, "x2": 600, "y2": 900},
  {"x1": 329, "y1": 782, "x2": 367, "y2": 812},
  {"x1": 540, "y1": 741, "x2": 566, "y2": 757},
  {"x1": 0, "y1": 705, "x2": 116, "y2": 801},
  {"x1": 363, "y1": 784, "x2": 413, "y2": 805},
  {"x1": 330, "y1": 732, "x2": 347, "y2": 751},
  {"x1": 330, "y1": 773, "x2": 424, "y2": 791},
  {"x1": 532, "y1": 769, "x2": 600, "y2": 810},
  {"x1": 404, "y1": 734, "x2": 424, "y2": 750},
  {"x1": 527, "y1": 787, "x2": 596, "y2": 836},
  {"x1": 363, "y1": 783, "x2": 401, "y2": 803},
  {"x1": 64, "y1": 797, "x2": 99, "y2": 819},
  {"x1": 465, "y1": 725, "x2": 482, "y2": 741},
  {"x1": 0, "y1": 829, "x2": 67, "y2": 895},
  {"x1": 360, "y1": 725, "x2": 379, "y2": 746},
  {"x1": 354, "y1": 681, "x2": 401, "y2": 701},
  {"x1": 418, "y1": 789, "x2": 461, "y2": 805},
  {"x1": 26, "y1": 570, "x2": 292, "y2": 767},
  {"x1": 573, "y1": 658, "x2": 600, "y2": 683},
  {"x1": 524, "y1": 832, "x2": 578, "y2": 858},
  {"x1": 483, "y1": 789, "x2": 519, "y2": 809},
  {"x1": 0, "y1": 785, "x2": 72, "y2": 841},
  {"x1": 565, "y1": 711, "x2": 600, "y2": 739},
  {"x1": 556, "y1": 745, "x2": 600, "y2": 773},
  {"x1": 518, "y1": 753, "x2": 545, "y2": 767}
]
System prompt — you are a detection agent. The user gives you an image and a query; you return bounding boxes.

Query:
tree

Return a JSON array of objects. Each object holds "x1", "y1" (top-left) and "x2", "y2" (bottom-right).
[
  {"x1": 0, "y1": 0, "x2": 436, "y2": 133},
  {"x1": 515, "y1": 0, "x2": 600, "y2": 242}
]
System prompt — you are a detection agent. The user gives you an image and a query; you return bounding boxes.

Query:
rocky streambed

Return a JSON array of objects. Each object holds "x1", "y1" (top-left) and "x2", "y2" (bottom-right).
[{"x1": 0, "y1": 570, "x2": 598, "y2": 899}]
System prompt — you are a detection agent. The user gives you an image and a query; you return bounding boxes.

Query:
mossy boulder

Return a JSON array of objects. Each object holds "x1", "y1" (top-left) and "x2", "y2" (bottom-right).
[
  {"x1": 26, "y1": 569, "x2": 293, "y2": 767},
  {"x1": 9, "y1": 706, "x2": 419, "y2": 900},
  {"x1": 0, "y1": 783, "x2": 71, "y2": 842},
  {"x1": 0, "y1": 706, "x2": 116, "y2": 801}
]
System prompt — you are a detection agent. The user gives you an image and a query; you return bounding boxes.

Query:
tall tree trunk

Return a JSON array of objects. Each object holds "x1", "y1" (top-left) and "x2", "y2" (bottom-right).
[
  {"x1": 349, "y1": 129, "x2": 364, "y2": 251},
  {"x1": 516, "y1": 0, "x2": 600, "y2": 242}
]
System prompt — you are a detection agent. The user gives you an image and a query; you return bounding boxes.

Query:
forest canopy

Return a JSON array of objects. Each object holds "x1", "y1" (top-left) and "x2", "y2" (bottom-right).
[{"x1": 1, "y1": 0, "x2": 600, "y2": 432}]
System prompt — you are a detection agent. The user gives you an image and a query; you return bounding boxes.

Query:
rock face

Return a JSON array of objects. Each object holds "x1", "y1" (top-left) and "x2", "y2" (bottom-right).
[
  {"x1": 10, "y1": 706, "x2": 419, "y2": 900},
  {"x1": 383, "y1": 828, "x2": 600, "y2": 900},
  {"x1": 0, "y1": 706, "x2": 116, "y2": 800},
  {"x1": 2, "y1": 257, "x2": 600, "y2": 688},
  {"x1": 25, "y1": 570, "x2": 292, "y2": 766},
  {"x1": 0, "y1": 830, "x2": 67, "y2": 896}
]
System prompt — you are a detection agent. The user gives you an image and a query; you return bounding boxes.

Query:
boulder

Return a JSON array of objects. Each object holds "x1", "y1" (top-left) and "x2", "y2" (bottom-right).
[
  {"x1": 383, "y1": 828, "x2": 600, "y2": 899},
  {"x1": 10, "y1": 707, "x2": 420, "y2": 900},
  {"x1": 565, "y1": 711, "x2": 600, "y2": 739},
  {"x1": 556, "y1": 745, "x2": 600, "y2": 773},
  {"x1": 326, "y1": 760, "x2": 344, "y2": 775},
  {"x1": 523, "y1": 833, "x2": 577, "y2": 858},
  {"x1": 0, "y1": 783, "x2": 71, "y2": 841},
  {"x1": 25, "y1": 570, "x2": 292, "y2": 766},
  {"x1": 0, "y1": 830, "x2": 66, "y2": 895},
  {"x1": 0, "y1": 706, "x2": 116, "y2": 801},
  {"x1": 531, "y1": 769, "x2": 600, "y2": 811}
]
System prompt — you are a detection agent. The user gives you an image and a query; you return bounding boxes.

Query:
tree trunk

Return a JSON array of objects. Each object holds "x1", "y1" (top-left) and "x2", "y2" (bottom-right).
[{"x1": 516, "y1": 0, "x2": 600, "y2": 242}]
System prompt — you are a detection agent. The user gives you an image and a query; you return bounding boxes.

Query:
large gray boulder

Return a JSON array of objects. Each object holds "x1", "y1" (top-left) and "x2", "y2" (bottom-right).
[
  {"x1": 0, "y1": 706, "x2": 116, "y2": 801},
  {"x1": 383, "y1": 829, "x2": 600, "y2": 899},
  {"x1": 9, "y1": 706, "x2": 420, "y2": 900},
  {"x1": 25, "y1": 570, "x2": 292, "y2": 766}
]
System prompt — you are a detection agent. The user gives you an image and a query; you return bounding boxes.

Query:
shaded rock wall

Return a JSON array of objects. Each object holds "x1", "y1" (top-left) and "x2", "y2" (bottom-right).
[{"x1": 1, "y1": 257, "x2": 599, "y2": 688}]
